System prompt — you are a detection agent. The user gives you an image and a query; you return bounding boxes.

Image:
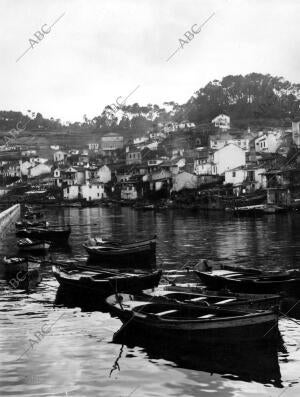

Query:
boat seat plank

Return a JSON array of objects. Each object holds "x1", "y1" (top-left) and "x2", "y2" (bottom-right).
[
  {"x1": 156, "y1": 309, "x2": 178, "y2": 316},
  {"x1": 215, "y1": 298, "x2": 237, "y2": 305},
  {"x1": 198, "y1": 314, "x2": 216, "y2": 319},
  {"x1": 189, "y1": 297, "x2": 207, "y2": 302}
]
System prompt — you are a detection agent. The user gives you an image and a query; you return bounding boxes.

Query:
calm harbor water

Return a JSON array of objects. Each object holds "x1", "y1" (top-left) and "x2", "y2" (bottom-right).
[{"x1": 1, "y1": 206, "x2": 300, "y2": 397}]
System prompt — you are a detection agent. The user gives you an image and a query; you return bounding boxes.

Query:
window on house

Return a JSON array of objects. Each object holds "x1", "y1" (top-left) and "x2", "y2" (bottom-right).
[
  {"x1": 232, "y1": 171, "x2": 236, "y2": 177},
  {"x1": 67, "y1": 188, "x2": 69, "y2": 193}
]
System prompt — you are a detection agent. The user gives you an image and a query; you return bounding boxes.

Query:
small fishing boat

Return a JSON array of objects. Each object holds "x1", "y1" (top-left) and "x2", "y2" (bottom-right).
[
  {"x1": 15, "y1": 220, "x2": 49, "y2": 229},
  {"x1": 195, "y1": 268, "x2": 300, "y2": 296},
  {"x1": 233, "y1": 205, "x2": 265, "y2": 217},
  {"x1": 3, "y1": 256, "x2": 41, "y2": 273},
  {"x1": 133, "y1": 203, "x2": 155, "y2": 211},
  {"x1": 52, "y1": 264, "x2": 162, "y2": 297},
  {"x1": 17, "y1": 238, "x2": 51, "y2": 254},
  {"x1": 23, "y1": 211, "x2": 44, "y2": 220},
  {"x1": 107, "y1": 293, "x2": 279, "y2": 343},
  {"x1": 16, "y1": 226, "x2": 71, "y2": 243},
  {"x1": 142, "y1": 287, "x2": 281, "y2": 311},
  {"x1": 3, "y1": 256, "x2": 42, "y2": 290},
  {"x1": 83, "y1": 236, "x2": 156, "y2": 266}
]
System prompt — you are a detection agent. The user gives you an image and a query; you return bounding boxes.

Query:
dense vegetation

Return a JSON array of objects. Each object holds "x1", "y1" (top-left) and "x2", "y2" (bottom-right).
[{"x1": 1, "y1": 73, "x2": 299, "y2": 137}]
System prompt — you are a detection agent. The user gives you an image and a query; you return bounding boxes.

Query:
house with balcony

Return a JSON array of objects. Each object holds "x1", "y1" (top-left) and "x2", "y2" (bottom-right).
[
  {"x1": 211, "y1": 114, "x2": 230, "y2": 130},
  {"x1": 224, "y1": 166, "x2": 266, "y2": 195},
  {"x1": 262, "y1": 168, "x2": 300, "y2": 206}
]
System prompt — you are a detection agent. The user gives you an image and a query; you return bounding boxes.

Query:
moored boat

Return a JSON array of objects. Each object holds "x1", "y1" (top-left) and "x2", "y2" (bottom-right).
[
  {"x1": 16, "y1": 226, "x2": 71, "y2": 243},
  {"x1": 83, "y1": 236, "x2": 156, "y2": 267},
  {"x1": 52, "y1": 264, "x2": 162, "y2": 297},
  {"x1": 3, "y1": 256, "x2": 41, "y2": 273},
  {"x1": 24, "y1": 211, "x2": 44, "y2": 220},
  {"x1": 195, "y1": 268, "x2": 300, "y2": 296},
  {"x1": 142, "y1": 287, "x2": 281, "y2": 311},
  {"x1": 3, "y1": 256, "x2": 42, "y2": 290},
  {"x1": 107, "y1": 293, "x2": 279, "y2": 343},
  {"x1": 17, "y1": 238, "x2": 51, "y2": 254},
  {"x1": 16, "y1": 220, "x2": 49, "y2": 229}
]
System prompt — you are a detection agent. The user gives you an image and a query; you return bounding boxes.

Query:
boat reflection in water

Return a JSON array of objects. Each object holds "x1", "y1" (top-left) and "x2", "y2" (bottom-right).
[
  {"x1": 112, "y1": 326, "x2": 283, "y2": 388},
  {"x1": 54, "y1": 285, "x2": 109, "y2": 312}
]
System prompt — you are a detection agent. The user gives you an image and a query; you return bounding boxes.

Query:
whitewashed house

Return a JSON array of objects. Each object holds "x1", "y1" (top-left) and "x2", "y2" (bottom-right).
[
  {"x1": 211, "y1": 114, "x2": 230, "y2": 130},
  {"x1": 27, "y1": 163, "x2": 52, "y2": 178},
  {"x1": 63, "y1": 183, "x2": 106, "y2": 201},
  {"x1": 224, "y1": 166, "x2": 266, "y2": 193},
  {"x1": 88, "y1": 143, "x2": 99, "y2": 151},
  {"x1": 194, "y1": 159, "x2": 214, "y2": 175},
  {"x1": 53, "y1": 150, "x2": 68, "y2": 164},
  {"x1": 292, "y1": 120, "x2": 300, "y2": 148},
  {"x1": 210, "y1": 133, "x2": 251, "y2": 151},
  {"x1": 53, "y1": 167, "x2": 62, "y2": 186},
  {"x1": 133, "y1": 136, "x2": 148, "y2": 145},
  {"x1": 163, "y1": 122, "x2": 179, "y2": 134},
  {"x1": 178, "y1": 121, "x2": 196, "y2": 130},
  {"x1": 1, "y1": 161, "x2": 21, "y2": 177},
  {"x1": 120, "y1": 183, "x2": 139, "y2": 200},
  {"x1": 96, "y1": 165, "x2": 111, "y2": 183},
  {"x1": 172, "y1": 171, "x2": 198, "y2": 192},
  {"x1": 255, "y1": 131, "x2": 282, "y2": 153},
  {"x1": 212, "y1": 144, "x2": 246, "y2": 175}
]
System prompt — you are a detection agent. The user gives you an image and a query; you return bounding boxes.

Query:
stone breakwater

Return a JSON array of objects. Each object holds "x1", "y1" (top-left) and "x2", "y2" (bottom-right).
[{"x1": 0, "y1": 204, "x2": 20, "y2": 233}]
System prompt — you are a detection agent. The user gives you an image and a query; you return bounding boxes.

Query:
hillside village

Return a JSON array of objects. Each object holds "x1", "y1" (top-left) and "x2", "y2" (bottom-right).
[{"x1": 1, "y1": 112, "x2": 300, "y2": 211}]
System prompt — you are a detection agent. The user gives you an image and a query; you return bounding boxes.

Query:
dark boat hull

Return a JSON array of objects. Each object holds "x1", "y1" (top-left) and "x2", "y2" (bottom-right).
[
  {"x1": 16, "y1": 228, "x2": 71, "y2": 243},
  {"x1": 195, "y1": 271, "x2": 300, "y2": 297},
  {"x1": 53, "y1": 268, "x2": 162, "y2": 297},
  {"x1": 117, "y1": 315, "x2": 278, "y2": 344},
  {"x1": 108, "y1": 297, "x2": 279, "y2": 344},
  {"x1": 144, "y1": 288, "x2": 281, "y2": 311},
  {"x1": 84, "y1": 244, "x2": 156, "y2": 268},
  {"x1": 18, "y1": 240, "x2": 50, "y2": 254}
]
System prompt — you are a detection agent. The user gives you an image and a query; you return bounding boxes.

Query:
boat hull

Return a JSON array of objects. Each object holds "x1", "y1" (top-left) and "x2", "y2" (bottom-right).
[
  {"x1": 53, "y1": 267, "x2": 162, "y2": 297},
  {"x1": 18, "y1": 242, "x2": 50, "y2": 254},
  {"x1": 83, "y1": 243, "x2": 156, "y2": 268},
  {"x1": 108, "y1": 298, "x2": 279, "y2": 344},
  {"x1": 16, "y1": 228, "x2": 71, "y2": 243},
  {"x1": 195, "y1": 271, "x2": 300, "y2": 297},
  {"x1": 145, "y1": 288, "x2": 281, "y2": 311}
]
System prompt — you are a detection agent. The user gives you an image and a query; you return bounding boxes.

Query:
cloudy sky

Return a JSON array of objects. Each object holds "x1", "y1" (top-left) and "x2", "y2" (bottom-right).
[{"x1": 1, "y1": 0, "x2": 299, "y2": 122}]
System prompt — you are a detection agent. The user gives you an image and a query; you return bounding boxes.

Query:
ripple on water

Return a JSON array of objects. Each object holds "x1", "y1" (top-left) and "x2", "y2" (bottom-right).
[{"x1": 1, "y1": 208, "x2": 300, "y2": 396}]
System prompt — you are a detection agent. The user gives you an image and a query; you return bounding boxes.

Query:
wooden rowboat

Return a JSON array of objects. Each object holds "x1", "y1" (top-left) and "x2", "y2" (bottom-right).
[
  {"x1": 107, "y1": 293, "x2": 279, "y2": 343},
  {"x1": 16, "y1": 220, "x2": 49, "y2": 229},
  {"x1": 142, "y1": 287, "x2": 281, "y2": 311},
  {"x1": 195, "y1": 268, "x2": 300, "y2": 296},
  {"x1": 52, "y1": 264, "x2": 162, "y2": 297},
  {"x1": 3, "y1": 256, "x2": 41, "y2": 273},
  {"x1": 16, "y1": 226, "x2": 71, "y2": 243},
  {"x1": 17, "y1": 238, "x2": 51, "y2": 254},
  {"x1": 3, "y1": 256, "x2": 42, "y2": 290},
  {"x1": 83, "y1": 236, "x2": 156, "y2": 267}
]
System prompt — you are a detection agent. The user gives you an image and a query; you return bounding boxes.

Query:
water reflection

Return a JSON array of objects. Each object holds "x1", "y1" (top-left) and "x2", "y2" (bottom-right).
[
  {"x1": 1, "y1": 207, "x2": 300, "y2": 396},
  {"x1": 112, "y1": 327, "x2": 283, "y2": 388}
]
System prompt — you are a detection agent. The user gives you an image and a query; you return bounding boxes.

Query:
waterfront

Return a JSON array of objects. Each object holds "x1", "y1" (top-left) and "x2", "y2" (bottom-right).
[{"x1": 1, "y1": 207, "x2": 300, "y2": 396}]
